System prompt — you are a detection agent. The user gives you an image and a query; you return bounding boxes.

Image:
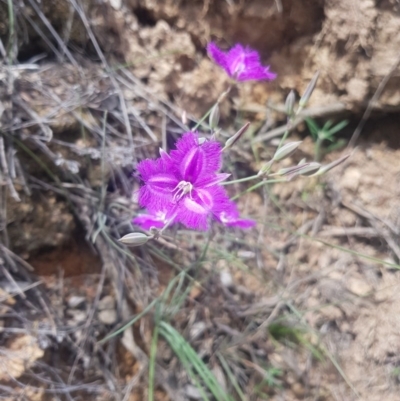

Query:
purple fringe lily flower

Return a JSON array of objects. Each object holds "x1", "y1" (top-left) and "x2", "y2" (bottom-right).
[
  {"x1": 207, "y1": 42, "x2": 276, "y2": 82},
  {"x1": 133, "y1": 132, "x2": 255, "y2": 231}
]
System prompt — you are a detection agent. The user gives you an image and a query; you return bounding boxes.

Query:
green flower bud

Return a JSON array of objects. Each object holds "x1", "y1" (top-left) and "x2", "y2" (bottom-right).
[
  {"x1": 299, "y1": 71, "x2": 320, "y2": 108},
  {"x1": 273, "y1": 141, "x2": 302, "y2": 162},
  {"x1": 222, "y1": 122, "x2": 250, "y2": 151},
  {"x1": 278, "y1": 162, "x2": 321, "y2": 179},
  {"x1": 298, "y1": 162, "x2": 321, "y2": 176},
  {"x1": 285, "y1": 90, "x2": 296, "y2": 117},
  {"x1": 209, "y1": 104, "x2": 220, "y2": 129},
  {"x1": 118, "y1": 232, "x2": 151, "y2": 246}
]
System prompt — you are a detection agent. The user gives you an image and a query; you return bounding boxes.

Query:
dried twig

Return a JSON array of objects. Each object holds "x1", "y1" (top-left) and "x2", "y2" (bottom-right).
[{"x1": 348, "y1": 51, "x2": 400, "y2": 147}]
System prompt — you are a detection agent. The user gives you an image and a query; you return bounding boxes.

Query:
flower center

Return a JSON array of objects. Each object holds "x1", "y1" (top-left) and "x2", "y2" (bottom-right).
[
  {"x1": 172, "y1": 180, "x2": 193, "y2": 202},
  {"x1": 232, "y1": 54, "x2": 246, "y2": 78}
]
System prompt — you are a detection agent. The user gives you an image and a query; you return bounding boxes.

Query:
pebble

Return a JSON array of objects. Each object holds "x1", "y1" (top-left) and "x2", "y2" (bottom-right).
[
  {"x1": 67, "y1": 295, "x2": 86, "y2": 309},
  {"x1": 109, "y1": 0, "x2": 122, "y2": 10},
  {"x1": 346, "y1": 277, "x2": 372, "y2": 296},
  {"x1": 98, "y1": 295, "x2": 115, "y2": 310},
  {"x1": 98, "y1": 309, "x2": 118, "y2": 325},
  {"x1": 341, "y1": 168, "x2": 361, "y2": 192},
  {"x1": 220, "y1": 270, "x2": 233, "y2": 288}
]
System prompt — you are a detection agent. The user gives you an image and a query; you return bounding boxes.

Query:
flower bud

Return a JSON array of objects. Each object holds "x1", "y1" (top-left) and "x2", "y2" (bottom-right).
[
  {"x1": 299, "y1": 71, "x2": 320, "y2": 108},
  {"x1": 257, "y1": 160, "x2": 273, "y2": 176},
  {"x1": 277, "y1": 164, "x2": 307, "y2": 176},
  {"x1": 285, "y1": 90, "x2": 296, "y2": 116},
  {"x1": 222, "y1": 122, "x2": 250, "y2": 151},
  {"x1": 316, "y1": 154, "x2": 350, "y2": 175},
  {"x1": 277, "y1": 162, "x2": 321, "y2": 178},
  {"x1": 118, "y1": 232, "x2": 151, "y2": 246},
  {"x1": 209, "y1": 104, "x2": 220, "y2": 129},
  {"x1": 197, "y1": 137, "x2": 207, "y2": 145},
  {"x1": 298, "y1": 162, "x2": 321, "y2": 176},
  {"x1": 273, "y1": 141, "x2": 302, "y2": 162}
]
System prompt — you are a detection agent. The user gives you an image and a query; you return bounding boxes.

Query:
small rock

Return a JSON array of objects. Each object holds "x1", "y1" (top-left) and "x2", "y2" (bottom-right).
[
  {"x1": 67, "y1": 310, "x2": 87, "y2": 323},
  {"x1": 212, "y1": 364, "x2": 227, "y2": 392},
  {"x1": 189, "y1": 281, "x2": 203, "y2": 299},
  {"x1": 220, "y1": 270, "x2": 233, "y2": 288},
  {"x1": 346, "y1": 78, "x2": 368, "y2": 103},
  {"x1": 291, "y1": 382, "x2": 306, "y2": 398},
  {"x1": 98, "y1": 295, "x2": 115, "y2": 310},
  {"x1": 341, "y1": 168, "x2": 361, "y2": 192},
  {"x1": 184, "y1": 385, "x2": 202, "y2": 400},
  {"x1": 109, "y1": 0, "x2": 121, "y2": 10},
  {"x1": 190, "y1": 321, "x2": 207, "y2": 340},
  {"x1": 237, "y1": 250, "x2": 255, "y2": 259},
  {"x1": 67, "y1": 295, "x2": 85, "y2": 309},
  {"x1": 98, "y1": 309, "x2": 117, "y2": 325},
  {"x1": 320, "y1": 305, "x2": 342, "y2": 321},
  {"x1": 346, "y1": 276, "x2": 372, "y2": 296}
]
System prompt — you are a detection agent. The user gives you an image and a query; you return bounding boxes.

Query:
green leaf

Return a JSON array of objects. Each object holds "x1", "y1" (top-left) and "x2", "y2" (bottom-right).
[
  {"x1": 327, "y1": 119, "x2": 349, "y2": 136},
  {"x1": 305, "y1": 117, "x2": 320, "y2": 137},
  {"x1": 322, "y1": 120, "x2": 333, "y2": 131},
  {"x1": 160, "y1": 322, "x2": 233, "y2": 401}
]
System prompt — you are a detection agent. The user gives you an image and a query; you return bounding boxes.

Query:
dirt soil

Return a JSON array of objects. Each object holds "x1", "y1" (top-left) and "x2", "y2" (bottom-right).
[{"x1": 1, "y1": 1, "x2": 400, "y2": 400}]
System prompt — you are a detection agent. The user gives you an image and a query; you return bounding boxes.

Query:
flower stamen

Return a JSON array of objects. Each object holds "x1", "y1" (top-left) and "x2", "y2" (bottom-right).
[{"x1": 172, "y1": 180, "x2": 193, "y2": 202}]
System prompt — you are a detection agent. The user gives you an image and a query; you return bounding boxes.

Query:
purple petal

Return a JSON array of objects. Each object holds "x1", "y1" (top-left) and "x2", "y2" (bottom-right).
[
  {"x1": 133, "y1": 209, "x2": 178, "y2": 230},
  {"x1": 213, "y1": 196, "x2": 256, "y2": 230},
  {"x1": 138, "y1": 188, "x2": 165, "y2": 212},
  {"x1": 207, "y1": 42, "x2": 230, "y2": 75},
  {"x1": 196, "y1": 173, "x2": 230, "y2": 188},
  {"x1": 208, "y1": 42, "x2": 276, "y2": 82},
  {"x1": 177, "y1": 197, "x2": 210, "y2": 231},
  {"x1": 137, "y1": 158, "x2": 171, "y2": 182},
  {"x1": 199, "y1": 139, "x2": 223, "y2": 175},
  {"x1": 170, "y1": 132, "x2": 222, "y2": 183},
  {"x1": 175, "y1": 187, "x2": 220, "y2": 231},
  {"x1": 226, "y1": 44, "x2": 247, "y2": 77},
  {"x1": 237, "y1": 66, "x2": 277, "y2": 82},
  {"x1": 221, "y1": 213, "x2": 256, "y2": 229},
  {"x1": 180, "y1": 145, "x2": 205, "y2": 183},
  {"x1": 137, "y1": 158, "x2": 179, "y2": 211},
  {"x1": 133, "y1": 211, "x2": 168, "y2": 230}
]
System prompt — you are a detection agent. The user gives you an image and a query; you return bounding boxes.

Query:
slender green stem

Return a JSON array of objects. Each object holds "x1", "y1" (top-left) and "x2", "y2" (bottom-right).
[
  {"x1": 192, "y1": 87, "x2": 230, "y2": 131},
  {"x1": 315, "y1": 137, "x2": 323, "y2": 162},
  {"x1": 98, "y1": 298, "x2": 158, "y2": 344},
  {"x1": 277, "y1": 127, "x2": 290, "y2": 150},
  {"x1": 159, "y1": 213, "x2": 178, "y2": 235},
  {"x1": 148, "y1": 303, "x2": 160, "y2": 401},
  {"x1": 277, "y1": 104, "x2": 305, "y2": 150},
  {"x1": 222, "y1": 174, "x2": 259, "y2": 185},
  {"x1": 217, "y1": 353, "x2": 246, "y2": 401},
  {"x1": 231, "y1": 179, "x2": 286, "y2": 200},
  {"x1": 193, "y1": 106, "x2": 213, "y2": 131},
  {"x1": 7, "y1": 0, "x2": 15, "y2": 62}
]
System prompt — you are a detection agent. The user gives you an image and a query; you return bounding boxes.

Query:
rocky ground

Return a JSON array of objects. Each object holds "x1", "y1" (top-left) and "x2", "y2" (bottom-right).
[{"x1": 1, "y1": 1, "x2": 400, "y2": 400}]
